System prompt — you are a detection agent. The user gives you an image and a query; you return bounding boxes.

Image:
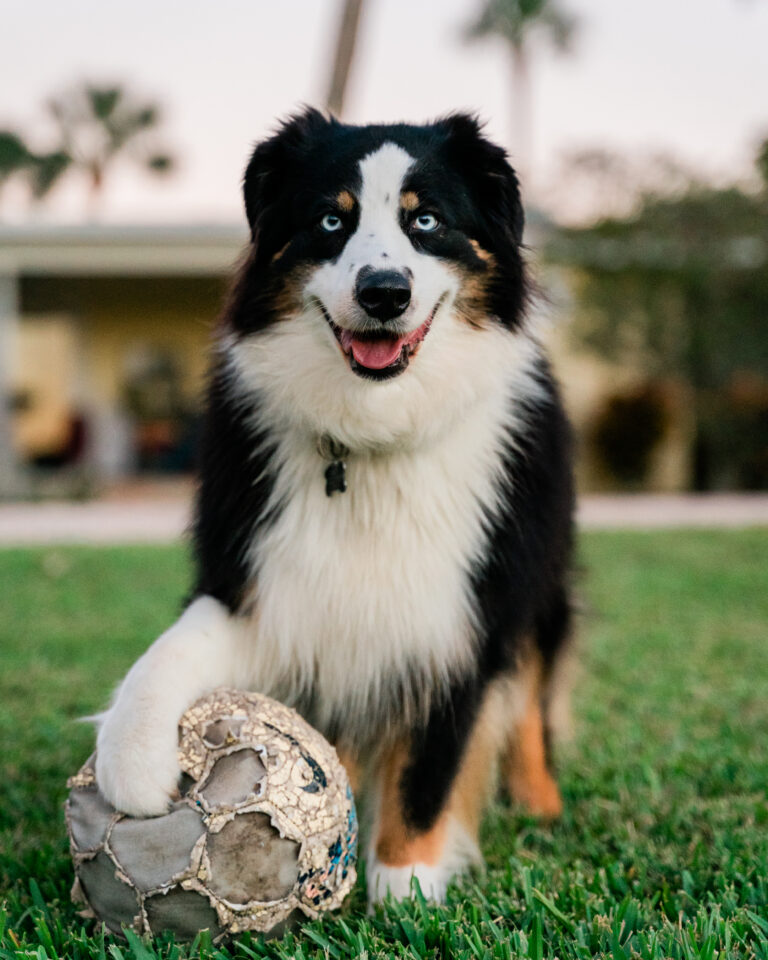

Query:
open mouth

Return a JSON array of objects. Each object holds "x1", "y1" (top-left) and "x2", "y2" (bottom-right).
[{"x1": 320, "y1": 296, "x2": 444, "y2": 381}]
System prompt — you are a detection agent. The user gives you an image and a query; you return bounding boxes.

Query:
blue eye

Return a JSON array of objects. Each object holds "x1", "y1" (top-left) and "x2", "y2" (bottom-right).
[
  {"x1": 413, "y1": 213, "x2": 439, "y2": 232},
  {"x1": 320, "y1": 214, "x2": 343, "y2": 232}
]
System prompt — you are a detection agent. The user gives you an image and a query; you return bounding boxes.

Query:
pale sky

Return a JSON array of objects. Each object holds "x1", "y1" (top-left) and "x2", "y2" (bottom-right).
[{"x1": 2, "y1": 0, "x2": 767, "y2": 224}]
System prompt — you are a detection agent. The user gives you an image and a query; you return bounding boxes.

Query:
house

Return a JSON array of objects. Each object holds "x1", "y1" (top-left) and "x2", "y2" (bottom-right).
[
  {"x1": 0, "y1": 221, "x2": 692, "y2": 497},
  {"x1": 0, "y1": 223, "x2": 246, "y2": 492}
]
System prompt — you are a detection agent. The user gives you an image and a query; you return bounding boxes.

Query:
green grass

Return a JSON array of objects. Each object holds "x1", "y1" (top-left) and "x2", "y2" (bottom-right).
[{"x1": 1, "y1": 531, "x2": 767, "y2": 959}]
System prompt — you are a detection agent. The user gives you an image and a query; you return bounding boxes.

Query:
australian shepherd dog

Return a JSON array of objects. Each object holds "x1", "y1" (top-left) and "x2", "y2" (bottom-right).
[{"x1": 95, "y1": 109, "x2": 574, "y2": 903}]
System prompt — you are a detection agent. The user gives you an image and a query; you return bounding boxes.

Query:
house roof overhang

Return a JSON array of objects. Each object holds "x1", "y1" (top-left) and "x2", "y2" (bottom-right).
[{"x1": 0, "y1": 223, "x2": 248, "y2": 277}]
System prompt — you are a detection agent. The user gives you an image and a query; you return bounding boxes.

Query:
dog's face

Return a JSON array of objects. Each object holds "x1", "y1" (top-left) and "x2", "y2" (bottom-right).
[
  {"x1": 300, "y1": 141, "x2": 458, "y2": 382},
  {"x1": 227, "y1": 110, "x2": 530, "y2": 444}
]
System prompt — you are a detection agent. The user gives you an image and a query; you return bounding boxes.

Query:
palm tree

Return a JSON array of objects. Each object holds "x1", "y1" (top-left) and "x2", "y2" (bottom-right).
[
  {"x1": 47, "y1": 83, "x2": 174, "y2": 210},
  {"x1": 464, "y1": 0, "x2": 577, "y2": 182},
  {"x1": 0, "y1": 83, "x2": 174, "y2": 214}
]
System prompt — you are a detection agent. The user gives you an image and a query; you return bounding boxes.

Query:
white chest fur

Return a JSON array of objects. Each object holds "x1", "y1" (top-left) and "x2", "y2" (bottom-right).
[
  {"x1": 241, "y1": 391, "x2": 514, "y2": 735},
  {"x1": 227, "y1": 313, "x2": 543, "y2": 736}
]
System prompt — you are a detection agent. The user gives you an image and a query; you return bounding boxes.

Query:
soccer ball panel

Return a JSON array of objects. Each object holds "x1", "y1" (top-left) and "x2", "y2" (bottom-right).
[
  {"x1": 68, "y1": 785, "x2": 116, "y2": 852},
  {"x1": 145, "y1": 888, "x2": 222, "y2": 939},
  {"x1": 206, "y1": 812, "x2": 300, "y2": 904},
  {"x1": 109, "y1": 805, "x2": 205, "y2": 893},
  {"x1": 201, "y1": 716, "x2": 246, "y2": 748},
  {"x1": 77, "y1": 851, "x2": 140, "y2": 934},
  {"x1": 197, "y1": 749, "x2": 266, "y2": 807}
]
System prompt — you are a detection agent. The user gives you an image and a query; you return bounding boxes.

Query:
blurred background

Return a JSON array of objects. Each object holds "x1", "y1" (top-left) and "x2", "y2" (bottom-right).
[{"x1": 1, "y1": 0, "x2": 767, "y2": 507}]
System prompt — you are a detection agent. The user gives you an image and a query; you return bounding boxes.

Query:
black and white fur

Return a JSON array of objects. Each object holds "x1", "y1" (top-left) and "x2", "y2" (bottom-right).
[{"x1": 95, "y1": 110, "x2": 574, "y2": 903}]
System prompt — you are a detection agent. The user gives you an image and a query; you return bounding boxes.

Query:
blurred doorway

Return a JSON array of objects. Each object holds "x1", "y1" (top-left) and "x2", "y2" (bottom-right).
[{"x1": 12, "y1": 314, "x2": 87, "y2": 469}]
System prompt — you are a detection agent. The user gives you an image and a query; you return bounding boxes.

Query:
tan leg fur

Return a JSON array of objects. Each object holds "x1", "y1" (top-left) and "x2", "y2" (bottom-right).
[{"x1": 504, "y1": 655, "x2": 563, "y2": 818}]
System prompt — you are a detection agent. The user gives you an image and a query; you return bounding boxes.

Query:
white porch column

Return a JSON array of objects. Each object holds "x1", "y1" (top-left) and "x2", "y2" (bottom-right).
[{"x1": 0, "y1": 273, "x2": 21, "y2": 498}]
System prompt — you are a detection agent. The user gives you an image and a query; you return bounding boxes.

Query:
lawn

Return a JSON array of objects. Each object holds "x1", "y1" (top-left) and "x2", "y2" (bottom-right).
[{"x1": 1, "y1": 530, "x2": 767, "y2": 959}]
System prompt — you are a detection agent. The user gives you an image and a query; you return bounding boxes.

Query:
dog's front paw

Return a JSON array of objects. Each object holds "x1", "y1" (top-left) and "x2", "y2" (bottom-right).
[
  {"x1": 366, "y1": 859, "x2": 450, "y2": 905},
  {"x1": 95, "y1": 707, "x2": 180, "y2": 818}
]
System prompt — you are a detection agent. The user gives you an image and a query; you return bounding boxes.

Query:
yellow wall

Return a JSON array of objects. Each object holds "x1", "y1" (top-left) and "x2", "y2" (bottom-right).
[
  {"x1": 16, "y1": 275, "x2": 226, "y2": 460},
  {"x1": 14, "y1": 315, "x2": 81, "y2": 455},
  {"x1": 21, "y1": 274, "x2": 222, "y2": 413}
]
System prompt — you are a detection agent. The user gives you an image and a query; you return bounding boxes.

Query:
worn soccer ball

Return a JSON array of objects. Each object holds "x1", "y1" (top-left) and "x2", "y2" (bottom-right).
[{"x1": 66, "y1": 688, "x2": 357, "y2": 940}]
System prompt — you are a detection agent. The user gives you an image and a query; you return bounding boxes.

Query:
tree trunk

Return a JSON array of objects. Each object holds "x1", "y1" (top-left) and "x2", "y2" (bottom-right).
[
  {"x1": 509, "y1": 41, "x2": 532, "y2": 187},
  {"x1": 325, "y1": 0, "x2": 366, "y2": 118},
  {"x1": 85, "y1": 161, "x2": 105, "y2": 220}
]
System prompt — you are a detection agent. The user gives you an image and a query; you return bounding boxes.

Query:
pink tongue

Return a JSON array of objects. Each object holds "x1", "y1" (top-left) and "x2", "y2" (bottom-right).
[{"x1": 350, "y1": 336, "x2": 405, "y2": 370}]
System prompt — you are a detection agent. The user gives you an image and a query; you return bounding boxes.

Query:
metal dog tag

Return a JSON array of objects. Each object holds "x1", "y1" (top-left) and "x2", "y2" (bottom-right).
[
  {"x1": 324, "y1": 460, "x2": 347, "y2": 496},
  {"x1": 317, "y1": 434, "x2": 350, "y2": 497}
]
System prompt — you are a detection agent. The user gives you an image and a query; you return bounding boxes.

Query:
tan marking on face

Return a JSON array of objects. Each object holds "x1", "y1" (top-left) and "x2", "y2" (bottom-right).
[
  {"x1": 400, "y1": 190, "x2": 420, "y2": 211},
  {"x1": 272, "y1": 264, "x2": 312, "y2": 319},
  {"x1": 504, "y1": 652, "x2": 563, "y2": 819},
  {"x1": 336, "y1": 189, "x2": 355, "y2": 212},
  {"x1": 449, "y1": 240, "x2": 498, "y2": 328},
  {"x1": 453, "y1": 264, "x2": 495, "y2": 330},
  {"x1": 271, "y1": 242, "x2": 290, "y2": 263},
  {"x1": 468, "y1": 238, "x2": 494, "y2": 263}
]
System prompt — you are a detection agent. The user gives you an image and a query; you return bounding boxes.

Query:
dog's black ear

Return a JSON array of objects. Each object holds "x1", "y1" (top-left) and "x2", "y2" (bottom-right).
[
  {"x1": 243, "y1": 107, "x2": 332, "y2": 241},
  {"x1": 437, "y1": 113, "x2": 525, "y2": 246}
]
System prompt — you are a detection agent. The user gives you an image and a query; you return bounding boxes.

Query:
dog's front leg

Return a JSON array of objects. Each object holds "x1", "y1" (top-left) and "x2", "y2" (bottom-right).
[
  {"x1": 95, "y1": 595, "x2": 243, "y2": 817},
  {"x1": 367, "y1": 680, "x2": 496, "y2": 905}
]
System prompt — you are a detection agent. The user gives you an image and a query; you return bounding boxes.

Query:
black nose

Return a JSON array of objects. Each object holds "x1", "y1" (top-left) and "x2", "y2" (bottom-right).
[{"x1": 355, "y1": 268, "x2": 411, "y2": 321}]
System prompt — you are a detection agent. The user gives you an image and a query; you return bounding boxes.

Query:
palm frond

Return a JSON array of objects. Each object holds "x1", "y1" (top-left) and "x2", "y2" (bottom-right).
[
  {"x1": 538, "y1": 5, "x2": 578, "y2": 51},
  {"x1": 28, "y1": 150, "x2": 72, "y2": 199},
  {"x1": 146, "y1": 153, "x2": 173, "y2": 174},
  {"x1": 87, "y1": 86, "x2": 122, "y2": 121},
  {"x1": 0, "y1": 130, "x2": 32, "y2": 178},
  {"x1": 463, "y1": 0, "x2": 577, "y2": 51}
]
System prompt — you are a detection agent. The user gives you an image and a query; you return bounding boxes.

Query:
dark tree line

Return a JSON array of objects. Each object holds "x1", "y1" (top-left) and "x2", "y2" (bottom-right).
[{"x1": 546, "y1": 141, "x2": 768, "y2": 490}]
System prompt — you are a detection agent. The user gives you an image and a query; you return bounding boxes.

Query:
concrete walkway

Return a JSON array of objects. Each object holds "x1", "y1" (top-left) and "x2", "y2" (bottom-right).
[
  {"x1": 0, "y1": 493, "x2": 766, "y2": 545},
  {"x1": 577, "y1": 493, "x2": 768, "y2": 530},
  {"x1": 0, "y1": 499, "x2": 192, "y2": 545}
]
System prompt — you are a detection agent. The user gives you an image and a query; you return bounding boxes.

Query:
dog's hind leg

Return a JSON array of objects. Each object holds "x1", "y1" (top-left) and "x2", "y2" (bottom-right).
[
  {"x1": 366, "y1": 679, "x2": 509, "y2": 904},
  {"x1": 503, "y1": 655, "x2": 563, "y2": 818},
  {"x1": 503, "y1": 590, "x2": 572, "y2": 818}
]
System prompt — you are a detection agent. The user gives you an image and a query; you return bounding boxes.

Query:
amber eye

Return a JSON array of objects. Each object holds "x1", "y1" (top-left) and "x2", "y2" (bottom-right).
[
  {"x1": 320, "y1": 214, "x2": 343, "y2": 232},
  {"x1": 413, "y1": 213, "x2": 440, "y2": 232}
]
